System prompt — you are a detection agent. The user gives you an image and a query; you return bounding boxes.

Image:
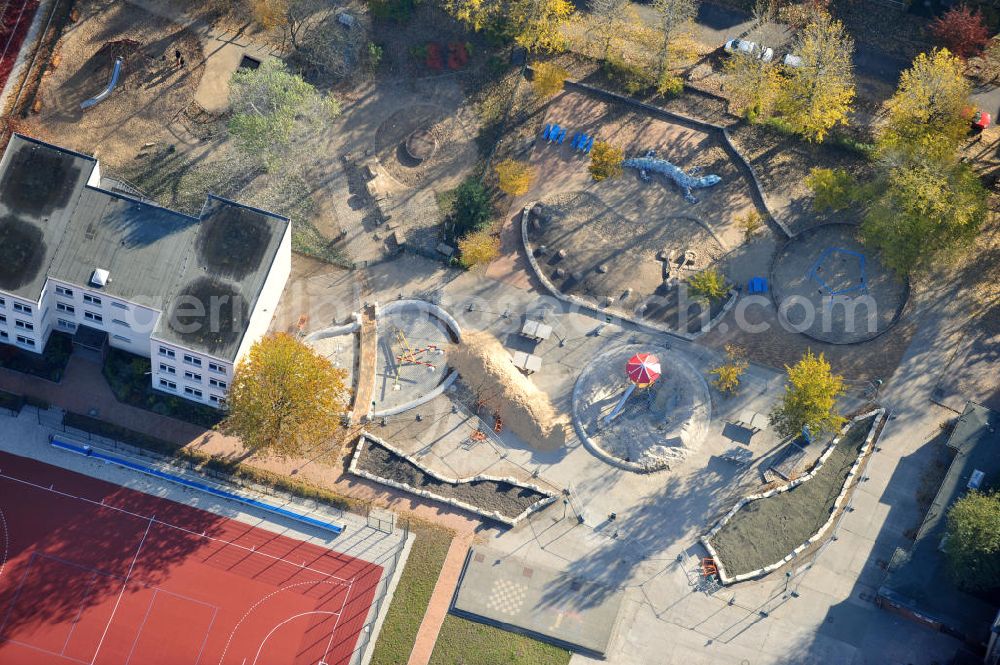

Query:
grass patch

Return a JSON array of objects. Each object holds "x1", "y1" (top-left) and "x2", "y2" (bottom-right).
[
  {"x1": 0, "y1": 389, "x2": 24, "y2": 413},
  {"x1": 429, "y1": 614, "x2": 571, "y2": 665},
  {"x1": 370, "y1": 521, "x2": 454, "y2": 665},
  {"x1": 0, "y1": 331, "x2": 72, "y2": 382},
  {"x1": 710, "y1": 415, "x2": 877, "y2": 577},
  {"x1": 102, "y1": 348, "x2": 224, "y2": 429}
]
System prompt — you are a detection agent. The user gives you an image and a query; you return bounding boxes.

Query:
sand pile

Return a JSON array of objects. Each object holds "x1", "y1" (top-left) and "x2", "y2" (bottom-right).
[{"x1": 449, "y1": 330, "x2": 568, "y2": 451}]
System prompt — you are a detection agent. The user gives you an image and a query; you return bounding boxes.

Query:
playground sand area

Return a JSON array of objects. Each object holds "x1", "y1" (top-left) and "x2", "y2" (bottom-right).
[
  {"x1": 374, "y1": 305, "x2": 455, "y2": 413},
  {"x1": 709, "y1": 415, "x2": 876, "y2": 577},
  {"x1": 573, "y1": 344, "x2": 712, "y2": 470},
  {"x1": 522, "y1": 91, "x2": 766, "y2": 331},
  {"x1": 770, "y1": 223, "x2": 908, "y2": 344},
  {"x1": 22, "y1": 0, "x2": 206, "y2": 170}
]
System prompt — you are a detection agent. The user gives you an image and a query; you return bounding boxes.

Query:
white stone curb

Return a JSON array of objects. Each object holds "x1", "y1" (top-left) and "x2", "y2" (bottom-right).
[
  {"x1": 702, "y1": 409, "x2": 886, "y2": 585},
  {"x1": 521, "y1": 204, "x2": 736, "y2": 340},
  {"x1": 303, "y1": 312, "x2": 361, "y2": 341},
  {"x1": 348, "y1": 432, "x2": 558, "y2": 527}
]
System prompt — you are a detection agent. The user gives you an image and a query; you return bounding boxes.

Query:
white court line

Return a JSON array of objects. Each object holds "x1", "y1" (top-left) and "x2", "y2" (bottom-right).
[
  {"x1": 251, "y1": 611, "x2": 340, "y2": 665},
  {"x1": 0, "y1": 506, "x2": 8, "y2": 581},
  {"x1": 323, "y1": 578, "x2": 354, "y2": 662},
  {"x1": 0, "y1": 472, "x2": 353, "y2": 583},
  {"x1": 123, "y1": 588, "x2": 158, "y2": 665},
  {"x1": 89, "y1": 517, "x2": 154, "y2": 665},
  {"x1": 0, "y1": 552, "x2": 37, "y2": 640}
]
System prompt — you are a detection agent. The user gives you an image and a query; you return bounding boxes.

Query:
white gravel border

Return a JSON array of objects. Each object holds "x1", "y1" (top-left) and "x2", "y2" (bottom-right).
[
  {"x1": 348, "y1": 431, "x2": 557, "y2": 527},
  {"x1": 702, "y1": 408, "x2": 886, "y2": 585}
]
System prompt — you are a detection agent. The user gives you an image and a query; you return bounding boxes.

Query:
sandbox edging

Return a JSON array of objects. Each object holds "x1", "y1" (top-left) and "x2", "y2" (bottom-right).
[
  {"x1": 349, "y1": 431, "x2": 558, "y2": 527},
  {"x1": 520, "y1": 204, "x2": 737, "y2": 341},
  {"x1": 702, "y1": 408, "x2": 886, "y2": 585}
]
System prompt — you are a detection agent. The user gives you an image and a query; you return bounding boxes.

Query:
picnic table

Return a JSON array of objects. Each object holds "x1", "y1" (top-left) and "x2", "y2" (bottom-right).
[
  {"x1": 520, "y1": 319, "x2": 553, "y2": 342},
  {"x1": 511, "y1": 350, "x2": 542, "y2": 374}
]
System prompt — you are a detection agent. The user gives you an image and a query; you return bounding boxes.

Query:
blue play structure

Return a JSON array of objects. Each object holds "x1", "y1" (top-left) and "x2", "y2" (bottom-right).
[
  {"x1": 747, "y1": 276, "x2": 768, "y2": 294},
  {"x1": 81, "y1": 57, "x2": 123, "y2": 110},
  {"x1": 808, "y1": 247, "x2": 867, "y2": 297},
  {"x1": 623, "y1": 150, "x2": 722, "y2": 204},
  {"x1": 542, "y1": 123, "x2": 567, "y2": 144},
  {"x1": 570, "y1": 132, "x2": 594, "y2": 154},
  {"x1": 49, "y1": 435, "x2": 345, "y2": 536}
]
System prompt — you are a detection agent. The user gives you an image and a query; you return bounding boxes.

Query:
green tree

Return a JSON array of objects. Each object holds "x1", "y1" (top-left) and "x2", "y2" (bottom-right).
[
  {"x1": 770, "y1": 350, "x2": 845, "y2": 439},
  {"x1": 687, "y1": 267, "x2": 730, "y2": 301},
  {"x1": 861, "y1": 159, "x2": 987, "y2": 275},
  {"x1": 877, "y1": 49, "x2": 972, "y2": 163},
  {"x1": 588, "y1": 141, "x2": 625, "y2": 181},
  {"x1": 452, "y1": 178, "x2": 492, "y2": 236},
  {"x1": 228, "y1": 60, "x2": 339, "y2": 167},
  {"x1": 777, "y1": 15, "x2": 855, "y2": 142},
  {"x1": 805, "y1": 167, "x2": 857, "y2": 212},
  {"x1": 220, "y1": 333, "x2": 348, "y2": 457},
  {"x1": 944, "y1": 491, "x2": 1000, "y2": 590}
]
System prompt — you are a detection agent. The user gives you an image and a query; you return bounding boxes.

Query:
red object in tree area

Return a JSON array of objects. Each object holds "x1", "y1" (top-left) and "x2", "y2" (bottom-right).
[
  {"x1": 0, "y1": 0, "x2": 40, "y2": 92},
  {"x1": 447, "y1": 42, "x2": 469, "y2": 70},
  {"x1": 973, "y1": 110, "x2": 991, "y2": 131},
  {"x1": 426, "y1": 42, "x2": 444, "y2": 71},
  {"x1": 625, "y1": 352, "x2": 662, "y2": 387}
]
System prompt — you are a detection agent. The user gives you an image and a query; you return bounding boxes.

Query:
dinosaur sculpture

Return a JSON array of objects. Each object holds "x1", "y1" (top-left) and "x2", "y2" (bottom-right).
[{"x1": 623, "y1": 150, "x2": 721, "y2": 203}]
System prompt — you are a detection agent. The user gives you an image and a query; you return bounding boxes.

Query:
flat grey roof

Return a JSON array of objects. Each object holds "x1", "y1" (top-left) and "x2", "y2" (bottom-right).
[
  {"x1": 0, "y1": 134, "x2": 289, "y2": 360},
  {"x1": 878, "y1": 401, "x2": 1000, "y2": 641}
]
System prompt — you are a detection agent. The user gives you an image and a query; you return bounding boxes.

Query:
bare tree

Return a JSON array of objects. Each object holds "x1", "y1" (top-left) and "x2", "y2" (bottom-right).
[
  {"x1": 286, "y1": 0, "x2": 370, "y2": 81},
  {"x1": 591, "y1": 0, "x2": 629, "y2": 59},
  {"x1": 651, "y1": 0, "x2": 697, "y2": 78}
]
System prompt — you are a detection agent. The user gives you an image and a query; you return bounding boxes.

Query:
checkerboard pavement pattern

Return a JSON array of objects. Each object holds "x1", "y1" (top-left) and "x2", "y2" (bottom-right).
[{"x1": 485, "y1": 578, "x2": 528, "y2": 616}]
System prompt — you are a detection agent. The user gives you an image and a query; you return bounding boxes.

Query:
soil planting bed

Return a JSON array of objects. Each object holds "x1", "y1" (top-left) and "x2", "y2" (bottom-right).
[
  {"x1": 709, "y1": 415, "x2": 876, "y2": 577},
  {"x1": 354, "y1": 439, "x2": 551, "y2": 521}
]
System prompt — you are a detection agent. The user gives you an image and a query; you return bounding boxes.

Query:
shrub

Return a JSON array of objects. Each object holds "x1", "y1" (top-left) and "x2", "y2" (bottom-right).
[
  {"x1": 495, "y1": 159, "x2": 535, "y2": 196},
  {"x1": 452, "y1": 178, "x2": 492, "y2": 236},
  {"x1": 930, "y1": 5, "x2": 990, "y2": 59},
  {"x1": 805, "y1": 167, "x2": 856, "y2": 212},
  {"x1": 531, "y1": 62, "x2": 569, "y2": 98},
  {"x1": 588, "y1": 141, "x2": 624, "y2": 181},
  {"x1": 736, "y1": 209, "x2": 764, "y2": 243},
  {"x1": 656, "y1": 72, "x2": 684, "y2": 98},
  {"x1": 710, "y1": 345, "x2": 748, "y2": 395},
  {"x1": 945, "y1": 491, "x2": 1000, "y2": 590},
  {"x1": 458, "y1": 226, "x2": 501, "y2": 269},
  {"x1": 603, "y1": 56, "x2": 655, "y2": 95},
  {"x1": 687, "y1": 267, "x2": 730, "y2": 302}
]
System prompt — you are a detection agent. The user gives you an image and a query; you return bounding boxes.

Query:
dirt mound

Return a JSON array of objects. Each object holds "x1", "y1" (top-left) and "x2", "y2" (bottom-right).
[{"x1": 449, "y1": 330, "x2": 568, "y2": 451}]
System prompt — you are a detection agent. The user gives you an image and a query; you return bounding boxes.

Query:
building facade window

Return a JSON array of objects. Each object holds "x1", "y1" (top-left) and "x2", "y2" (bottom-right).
[
  {"x1": 84, "y1": 311, "x2": 103, "y2": 323},
  {"x1": 57, "y1": 319, "x2": 76, "y2": 331},
  {"x1": 209, "y1": 378, "x2": 227, "y2": 389},
  {"x1": 159, "y1": 346, "x2": 176, "y2": 358},
  {"x1": 111, "y1": 301, "x2": 128, "y2": 310},
  {"x1": 112, "y1": 319, "x2": 129, "y2": 328},
  {"x1": 208, "y1": 362, "x2": 225, "y2": 374},
  {"x1": 55, "y1": 286, "x2": 74, "y2": 297},
  {"x1": 56, "y1": 302, "x2": 75, "y2": 314},
  {"x1": 12, "y1": 303, "x2": 31, "y2": 314},
  {"x1": 0, "y1": 331, "x2": 7, "y2": 339},
  {"x1": 16, "y1": 335, "x2": 34, "y2": 347},
  {"x1": 183, "y1": 354, "x2": 202, "y2": 367},
  {"x1": 159, "y1": 363, "x2": 176, "y2": 375},
  {"x1": 159, "y1": 379, "x2": 177, "y2": 390},
  {"x1": 0, "y1": 297, "x2": 5, "y2": 308},
  {"x1": 83, "y1": 294, "x2": 101, "y2": 305},
  {"x1": 0, "y1": 314, "x2": 5, "y2": 325},
  {"x1": 184, "y1": 387, "x2": 203, "y2": 398},
  {"x1": 184, "y1": 371, "x2": 202, "y2": 382},
  {"x1": 15, "y1": 320, "x2": 33, "y2": 331},
  {"x1": 112, "y1": 335, "x2": 131, "y2": 343},
  {"x1": 210, "y1": 395, "x2": 226, "y2": 405}
]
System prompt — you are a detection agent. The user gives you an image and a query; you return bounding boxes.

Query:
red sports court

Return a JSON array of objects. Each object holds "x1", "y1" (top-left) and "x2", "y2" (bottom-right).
[{"x1": 0, "y1": 451, "x2": 382, "y2": 665}]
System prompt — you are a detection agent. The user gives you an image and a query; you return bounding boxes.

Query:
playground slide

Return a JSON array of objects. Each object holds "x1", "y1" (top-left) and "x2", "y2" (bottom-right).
[{"x1": 80, "y1": 57, "x2": 123, "y2": 110}]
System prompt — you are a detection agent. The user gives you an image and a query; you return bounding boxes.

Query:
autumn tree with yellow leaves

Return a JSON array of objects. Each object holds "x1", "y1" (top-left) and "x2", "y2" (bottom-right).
[
  {"x1": 724, "y1": 53, "x2": 783, "y2": 121},
  {"x1": 778, "y1": 15, "x2": 855, "y2": 142},
  {"x1": 531, "y1": 62, "x2": 570, "y2": 98},
  {"x1": 770, "y1": 350, "x2": 845, "y2": 439},
  {"x1": 458, "y1": 226, "x2": 501, "y2": 269},
  {"x1": 220, "y1": 333, "x2": 348, "y2": 457},
  {"x1": 495, "y1": 159, "x2": 536, "y2": 196},
  {"x1": 588, "y1": 141, "x2": 625, "y2": 181}
]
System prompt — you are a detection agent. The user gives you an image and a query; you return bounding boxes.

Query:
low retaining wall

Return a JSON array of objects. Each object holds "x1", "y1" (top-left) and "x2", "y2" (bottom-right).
[
  {"x1": 367, "y1": 299, "x2": 463, "y2": 419},
  {"x1": 702, "y1": 408, "x2": 886, "y2": 584},
  {"x1": 520, "y1": 204, "x2": 738, "y2": 341},
  {"x1": 49, "y1": 435, "x2": 346, "y2": 536},
  {"x1": 349, "y1": 432, "x2": 557, "y2": 527},
  {"x1": 303, "y1": 312, "x2": 361, "y2": 341}
]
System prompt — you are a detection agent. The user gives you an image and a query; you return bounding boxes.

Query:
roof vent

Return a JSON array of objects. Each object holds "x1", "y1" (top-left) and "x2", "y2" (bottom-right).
[{"x1": 90, "y1": 268, "x2": 110, "y2": 288}]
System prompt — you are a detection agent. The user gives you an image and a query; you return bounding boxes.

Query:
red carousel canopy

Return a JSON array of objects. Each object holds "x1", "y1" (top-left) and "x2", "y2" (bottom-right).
[{"x1": 626, "y1": 353, "x2": 661, "y2": 387}]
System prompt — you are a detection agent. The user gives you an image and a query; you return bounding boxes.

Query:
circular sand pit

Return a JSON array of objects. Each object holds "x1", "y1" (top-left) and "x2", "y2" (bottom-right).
[
  {"x1": 405, "y1": 128, "x2": 437, "y2": 163},
  {"x1": 572, "y1": 344, "x2": 712, "y2": 471},
  {"x1": 770, "y1": 224, "x2": 907, "y2": 344},
  {"x1": 374, "y1": 301, "x2": 459, "y2": 416}
]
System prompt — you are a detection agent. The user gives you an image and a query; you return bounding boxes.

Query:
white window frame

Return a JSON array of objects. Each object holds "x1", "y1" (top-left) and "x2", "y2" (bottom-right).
[
  {"x1": 159, "y1": 379, "x2": 177, "y2": 391},
  {"x1": 56, "y1": 302, "x2": 75, "y2": 314},
  {"x1": 83, "y1": 294, "x2": 102, "y2": 306},
  {"x1": 159, "y1": 363, "x2": 176, "y2": 375},
  {"x1": 84, "y1": 311, "x2": 103, "y2": 323},
  {"x1": 183, "y1": 354, "x2": 202, "y2": 367},
  {"x1": 55, "y1": 286, "x2": 74, "y2": 297},
  {"x1": 12, "y1": 303, "x2": 31, "y2": 314},
  {"x1": 184, "y1": 386, "x2": 203, "y2": 398},
  {"x1": 159, "y1": 346, "x2": 176, "y2": 358},
  {"x1": 15, "y1": 335, "x2": 35, "y2": 348}
]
